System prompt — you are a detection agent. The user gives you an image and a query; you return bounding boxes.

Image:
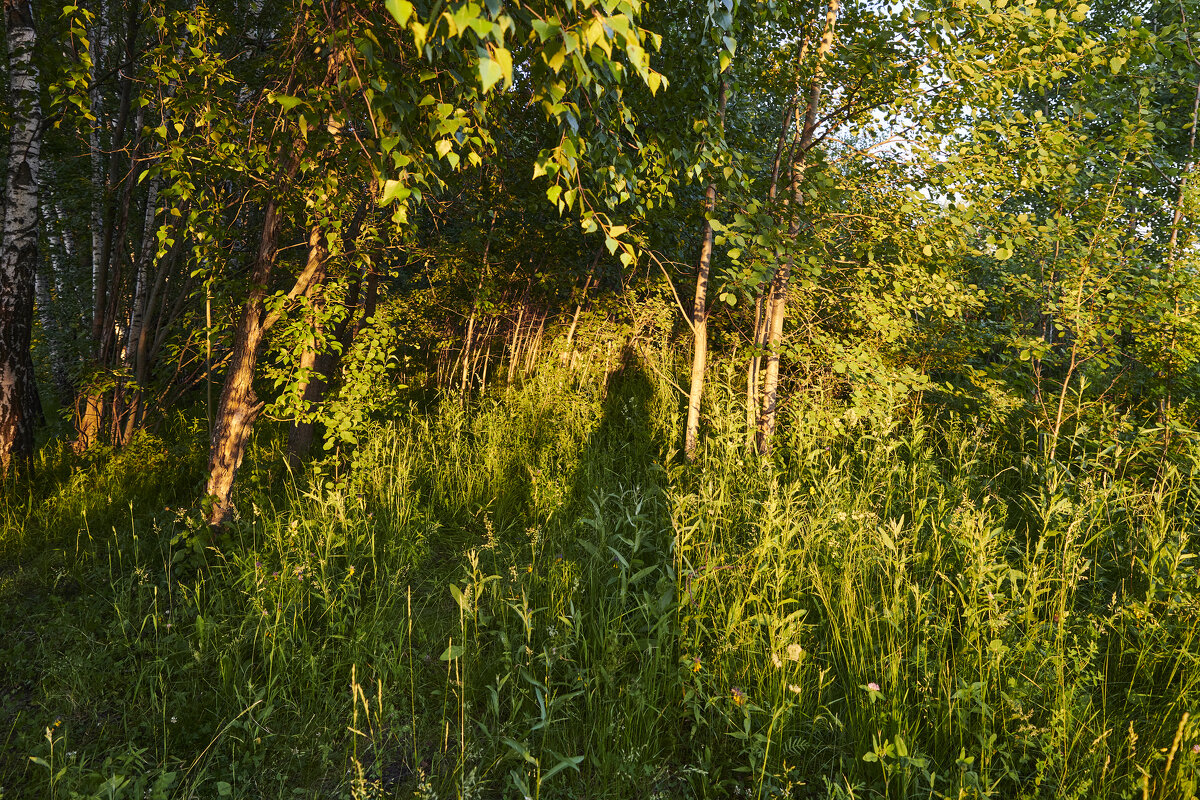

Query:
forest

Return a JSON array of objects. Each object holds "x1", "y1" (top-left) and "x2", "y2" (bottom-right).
[{"x1": 1, "y1": 0, "x2": 1199, "y2": 796}]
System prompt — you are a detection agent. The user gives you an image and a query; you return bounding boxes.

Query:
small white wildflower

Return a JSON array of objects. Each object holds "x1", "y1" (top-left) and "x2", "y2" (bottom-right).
[
  {"x1": 170, "y1": 716, "x2": 178, "y2": 724},
  {"x1": 771, "y1": 653, "x2": 782, "y2": 669},
  {"x1": 787, "y1": 644, "x2": 803, "y2": 661},
  {"x1": 788, "y1": 684, "x2": 801, "y2": 695}
]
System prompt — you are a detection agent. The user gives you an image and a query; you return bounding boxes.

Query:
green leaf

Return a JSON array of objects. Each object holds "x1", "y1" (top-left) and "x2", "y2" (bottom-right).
[
  {"x1": 531, "y1": 19, "x2": 556, "y2": 42},
  {"x1": 492, "y1": 47, "x2": 513, "y2": 88},
  {"x1": 439, "y1": 644, "x2": 465, "y2": 661},
  {"x1": 271, "y1": 93, "x2": 304, "y2": 112},
  {"x1": 379, "y1": 179, "x2": 409, "y2": 206},
  {"x1": 503, "y1": 737, "x2": 539, "y2": 765},
  {"x1": 541, "y1": 753, "x2": 584, "y2": 781},
  {"x1": 385, "y1": 0, "x2": 413, "y2": 27},
  {"x1": 478, "y1": 56, "x2": 503, "y2": 92}
]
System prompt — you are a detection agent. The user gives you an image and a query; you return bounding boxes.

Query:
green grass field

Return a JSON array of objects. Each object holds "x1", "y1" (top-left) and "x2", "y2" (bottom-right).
[{"x1": 1, "y1": 349, "x2": 1198, "y2": 799}]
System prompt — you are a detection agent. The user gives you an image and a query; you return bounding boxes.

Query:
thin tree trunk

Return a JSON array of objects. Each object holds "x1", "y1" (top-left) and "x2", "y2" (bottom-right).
[
  {"x1": 758, "y1": 0, "x2": 839, "y2": 455},
  {"x1": 459, "y1": 305, "x2": 477, "y2": 397},
  {"x1": 124, "y1": 178, "x2": 159, "y2": 365},
  {"x1": 562, "y1": 249, "x2": 602, "y2": 366},
  {"x1": 471, "y1": 317, "x2": 497, "y2": 392},
  {"x1": 88, "y1": 10, "x2": 107, "y2": 346},
  {"x1": 459, "y1": 221, "x2": 494, "y2": 396},
  {"x1": 141, "y1": 230, "x2": 189, "y2": 381},
  {"x1": 745, "y1": 290, "x2": 770, "y2": 449},
  {"x1": 283, "y1": 201, "x2": 369, "y2": 465},
  {"x1": 77, "y1": 2, "x2": 141, "y2": 451},
  {"x1": 36, "y1": 206, "x2": 70, "y2": 402},
  {"x1": 479, "y1": 340, "x2": 493, "y2": 395},
  {"x1": 118, "y1": 180, "x2": 162, "y2": 442},
  {"x1": 685, "y1": 79, "x2": 727, "y2": 461},
  {"x1": 749, "y1": 37, "x2": 806, "y2": 454},
  {"x1": 285, "y1": 249, "x2": 328, "y2": 470},
  {"x1": 524, "y1": 313, "x2": 546, "y2": 374},
  {"x1": 508, "y1": 293, "x2": 526, "y2": 384},
  {"x1": 90, "y1": 0, "x2": 138, "y2": 352},
  {"x1": 0, "y1": 0, "x2": 43, "y2": 473}
]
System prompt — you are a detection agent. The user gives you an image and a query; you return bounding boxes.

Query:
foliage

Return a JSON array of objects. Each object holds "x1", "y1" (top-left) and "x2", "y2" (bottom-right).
[
  {"x1": 3, "y1": 349, "x2": 1200, "y2": 798},
  {"x1": 4, "y1": 0, "x2": 1200, "y2": 795}
]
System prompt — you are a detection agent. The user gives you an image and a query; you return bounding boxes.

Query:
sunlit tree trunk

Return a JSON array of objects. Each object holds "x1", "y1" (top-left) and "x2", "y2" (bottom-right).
[
  {"x1": 745, "y1": 289, "x2": 770, "y2": 450},
  {"x1": 746, "y1": 85, "x2": 800, "y2": 451},
  {"x1": 206, "y1": 151, "x2": 324, "y2": 526},
  {"x1": 459, "y1": 303, "x2": 478, "y2": 397},
  {"x1": 0, "y1": 0, "x2": 43, "y2": 473},
  {"x1": 124, "y1": 180, "x2": 158, "y2": 365},
  {"x1": 206, "y1": 205, "x2": 286, "y2": 525},
  {"x1": 684, "y1": 79, "x2": 727, "y2": 461},
  {"x1": 758, "y1": 0, "x2": 838, "y2": 455}
]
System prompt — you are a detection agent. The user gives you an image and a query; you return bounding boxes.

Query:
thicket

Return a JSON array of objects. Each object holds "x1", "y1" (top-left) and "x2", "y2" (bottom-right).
[
  {"x1": 2, "y1": 314, "x2": 1199, "y2": 798},
  {"x1": 2, "y1": 0, "x2": 1200, "y2": 797}
]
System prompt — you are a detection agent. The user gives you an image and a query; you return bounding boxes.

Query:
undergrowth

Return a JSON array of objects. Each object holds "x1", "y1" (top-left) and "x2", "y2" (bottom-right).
[{"x1": 1, "y1": 348, "x2": 1198, "y2": 799}]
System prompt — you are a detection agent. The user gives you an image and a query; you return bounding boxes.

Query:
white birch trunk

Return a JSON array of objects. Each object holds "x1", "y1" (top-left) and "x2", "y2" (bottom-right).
[{"x1": 0, "y1": 0, "x2": 44, "y2": 471}]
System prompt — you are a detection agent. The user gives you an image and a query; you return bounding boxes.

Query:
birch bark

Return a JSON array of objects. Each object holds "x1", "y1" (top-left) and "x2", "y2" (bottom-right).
[
  {"x1": 685, "y1": 79, "x2": 727, "y2": 461},
  {"x1": 0, "y1": 0, "x2": 43, "y2": 472},
  {"x1": 757, "y1": 0, "x2": 839, "y2": 455}
]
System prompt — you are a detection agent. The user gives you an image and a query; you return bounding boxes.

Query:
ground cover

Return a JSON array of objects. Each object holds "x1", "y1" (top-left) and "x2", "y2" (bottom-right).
[{"x1": 1, "y1": 353, "x2": 1198, "y2": 799}]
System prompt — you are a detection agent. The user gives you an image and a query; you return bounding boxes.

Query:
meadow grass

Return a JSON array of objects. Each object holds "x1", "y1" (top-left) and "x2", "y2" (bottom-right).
[{"x1": 0, "y1": 346, "x2": 1198, "y2": 799}]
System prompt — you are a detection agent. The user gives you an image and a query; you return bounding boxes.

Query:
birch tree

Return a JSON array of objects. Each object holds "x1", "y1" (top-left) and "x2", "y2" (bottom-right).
[{"x1": 0, "y1": 0, "x2": 43, "y2": 473}]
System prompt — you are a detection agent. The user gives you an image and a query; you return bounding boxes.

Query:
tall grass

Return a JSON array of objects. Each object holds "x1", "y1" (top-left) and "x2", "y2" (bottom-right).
[{"x1": 1, "y1": 344, "x2": 1198, "y2": 799}]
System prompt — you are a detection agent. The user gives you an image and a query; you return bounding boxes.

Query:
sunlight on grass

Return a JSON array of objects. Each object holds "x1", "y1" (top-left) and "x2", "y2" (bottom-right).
[{"x1": 1, "y1": 350, "x2": 1198, "y2": 799}]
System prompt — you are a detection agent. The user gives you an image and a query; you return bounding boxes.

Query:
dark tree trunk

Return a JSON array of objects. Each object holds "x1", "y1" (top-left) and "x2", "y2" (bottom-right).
[{"x1": 286, "y1": 232, "x2": 329, "y2": 470}]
